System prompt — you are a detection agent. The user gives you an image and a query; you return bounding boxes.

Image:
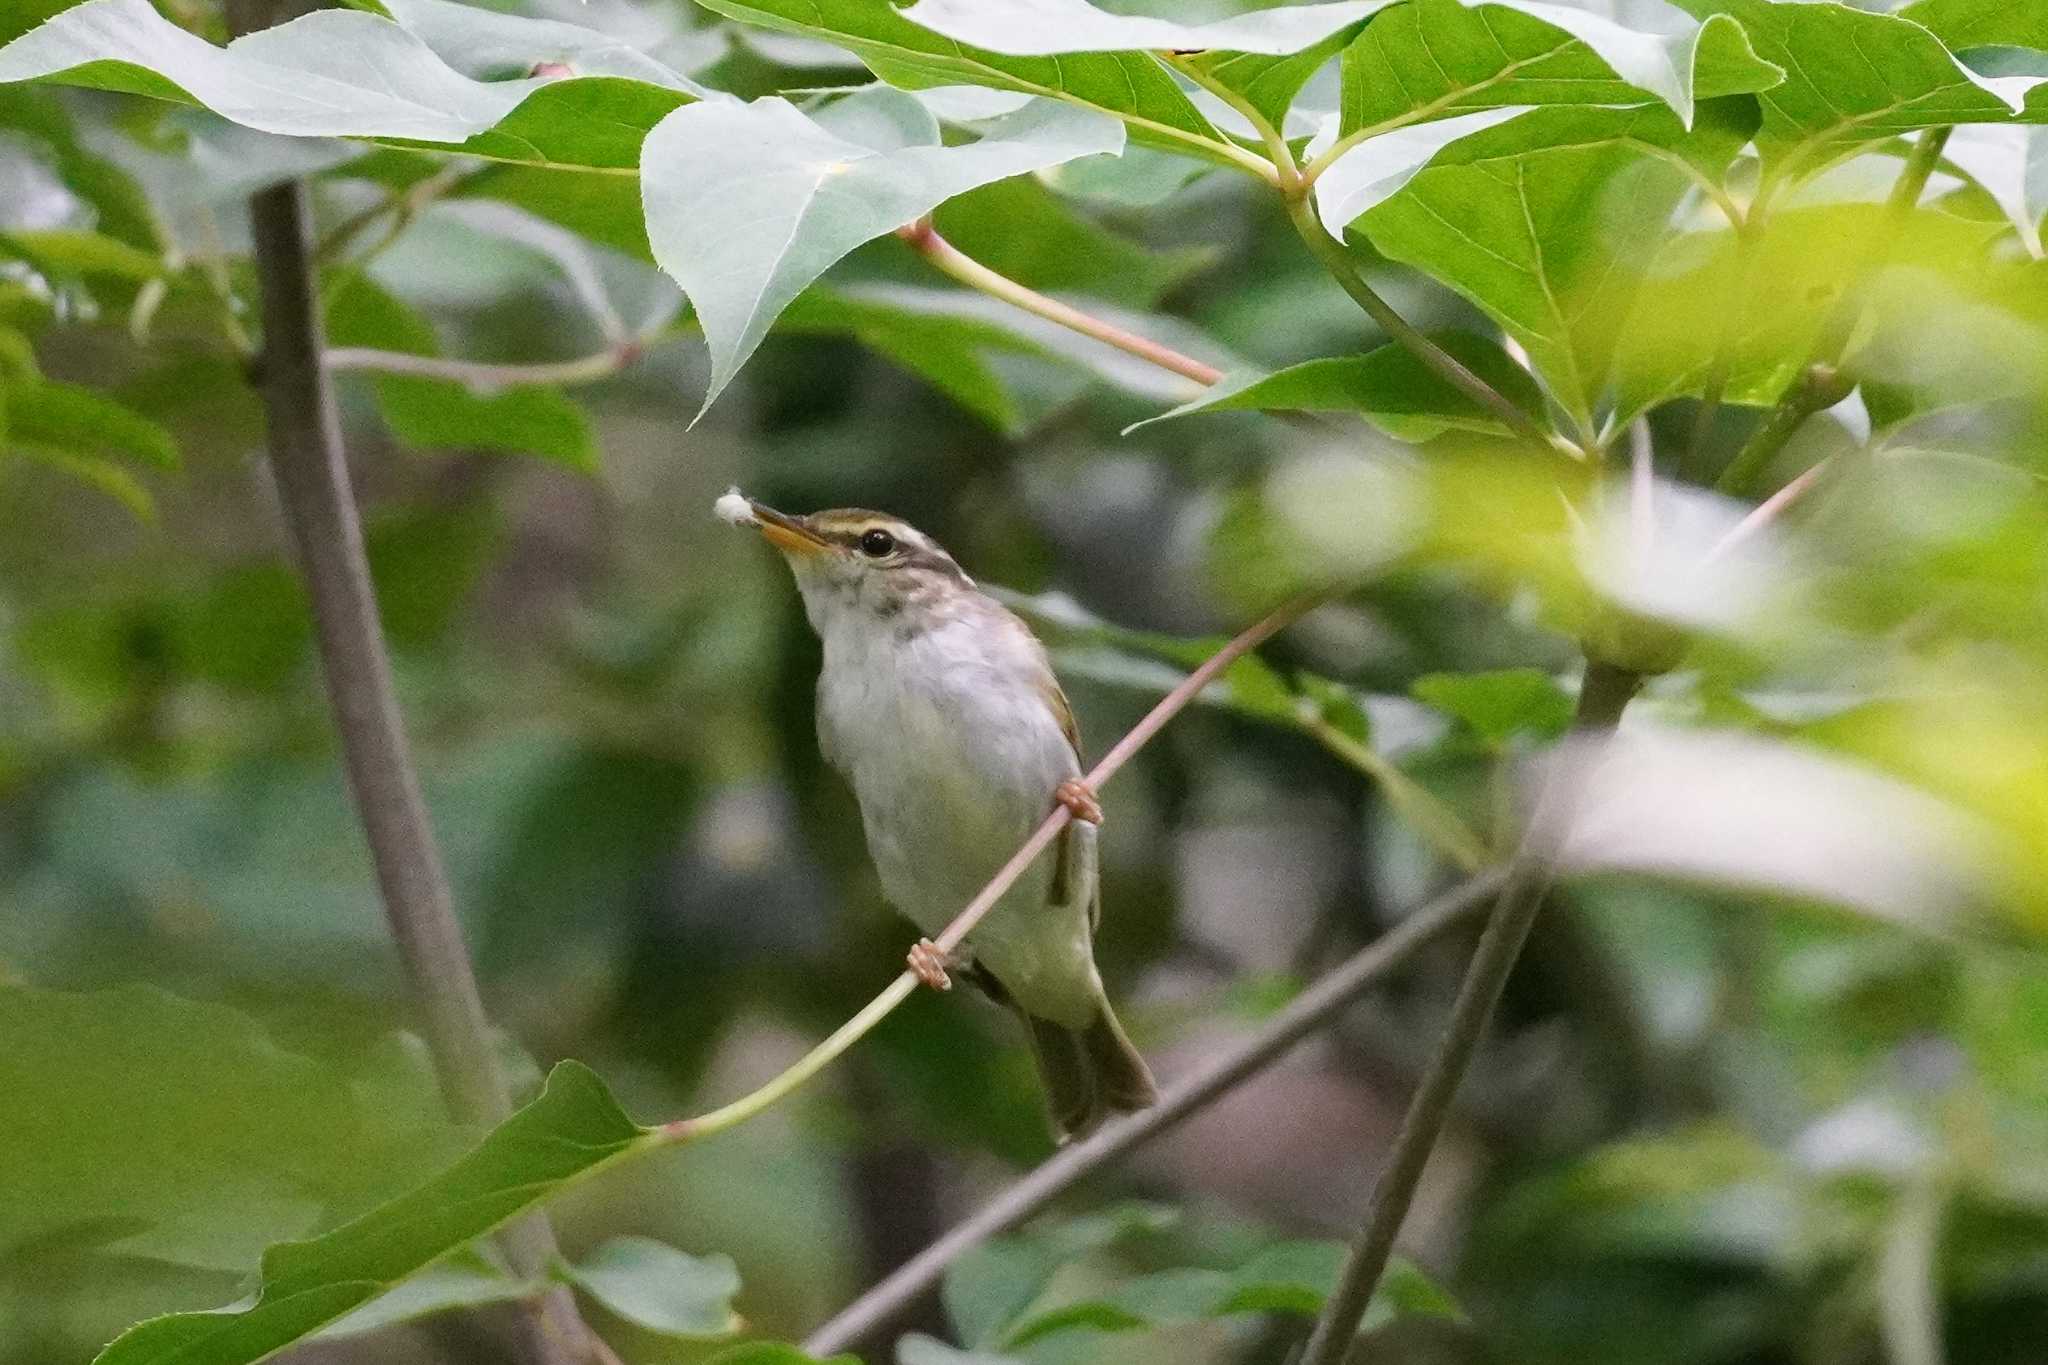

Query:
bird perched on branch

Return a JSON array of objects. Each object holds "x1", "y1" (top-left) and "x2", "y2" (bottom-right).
[{"x1": 718, "y1": 491, "x2": 1156, "y2": 1141}]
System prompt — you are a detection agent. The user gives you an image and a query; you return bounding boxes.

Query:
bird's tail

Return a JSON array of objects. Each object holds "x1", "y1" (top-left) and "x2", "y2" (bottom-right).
[{"x1": 1022, "y1": 1002, "x2": 1158, "y2": 1143}]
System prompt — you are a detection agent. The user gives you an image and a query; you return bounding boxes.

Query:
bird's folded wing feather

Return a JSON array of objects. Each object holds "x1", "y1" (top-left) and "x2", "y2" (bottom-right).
[{"x1": 1035, "y1": 669, "x2": 1102, "y2": 931}]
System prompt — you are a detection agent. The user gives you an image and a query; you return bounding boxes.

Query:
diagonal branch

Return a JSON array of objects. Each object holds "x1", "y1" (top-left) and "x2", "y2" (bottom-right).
[
  {"x1": 1298, "y1": 658, "x2": 1643, "y2": 1364},
  {"x1": 895, "y1": 220, "x2": 1224, "y2": 388},
  {"x1": 801, "y1": 867, "x2": 1504, "y2": 1357}
]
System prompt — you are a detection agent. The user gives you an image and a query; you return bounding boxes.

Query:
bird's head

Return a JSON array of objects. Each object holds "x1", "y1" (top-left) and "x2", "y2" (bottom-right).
[{"x1": 719, "y1": 492, "x2": 974, "y2": 635}]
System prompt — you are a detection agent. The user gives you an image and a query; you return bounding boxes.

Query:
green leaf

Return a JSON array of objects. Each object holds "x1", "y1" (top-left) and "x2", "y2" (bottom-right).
[
  {"x1": 900, "y1": 0, "x2": 1392, "y2": 58},
  {"x1": 1609, "y1": 200, "x2": 1999, "y2": 419},
  {"x1": 640, "y1": 87, "x2": 1122, "y2": 413},
  {"x1": 0, "y1": 84, "x2": 158, "y2": 248},
  {"x1": 1, "y1": 985, "x2": 360, "y2": 1271},
  {"x1": 1362, "y1": 1257, "x2": 1466, "y2": 1332},
  {"x1": 0, "y1": 227, "x2": 161, "y2": 280},
  {"x1": 996, "y1": 1239, "x2": 1462, "y2": 1350},
  {"x1": 1901, "y1": 0, "x2": 2048, "y2": 52},
  {"x1": 692, "y1": 0, "x2": 1235, "y2": 165},
  {"x1": 324, "y1": 272, "x2": 598, "y2": 470},
  {"x1": 1411, "y1": 667, "x2": 1575, "y2": 745},
  {"x1": 1311, "y1": 105, "x2": 1526, "y2": 233},
  {"x1": 1942, "y1": 123, "x2": 2048, "y2": 256},
  {"x1": 941, "y1": 1202, "x2": 1176, "y2": 1347},
  {"x1": 1005, "y1": 1268, "x2": 1228, "y2": 1347},
  {"x1": 707, "y1": 1347, "x2": 860, "y2": 1365},
  {"x1": 562, "y1": 1236, "x2": 741, "y2": 1337},
  {"x1": 317, "y1": 1252, "x2": 535, "y2": 1338},
  {"x1": 377, "y1": 0, "x2": 702, "y2": 88},
  {"x1": 92, "y1": 1061, "x2": 650, "y2": 1365},
  {"x1": 1358, "y1": 102, "x2": 1752, "y2": 430},
  {"x1": 11, "y1": 442, "x2": 158, "y2": 521},
  {"x1": 1675, "y1": 0, "x2": 2042, "y2": 185},
  {"x1": 1338, "y1": 0, "x2": 1780, "y2": 135},
  {"x1": 1128, "y1": 332, "x2": 1546, "y2": 440},
  {"x1": 897, "y1": 1337, "x2": 1025, "y2": 1365},
  {"x1": 0, "y1": 0, "x2": 701, "y2": 167},
  {"x1": 6, "y1": 378, "x2": 177, "y2": 467},
  {"x1": 1214, "y1": 1240, "x2": 1348, "y2": 1316},
  {"x1": 1179, "y1": 24, "x2": 1366, "y2": 130}
]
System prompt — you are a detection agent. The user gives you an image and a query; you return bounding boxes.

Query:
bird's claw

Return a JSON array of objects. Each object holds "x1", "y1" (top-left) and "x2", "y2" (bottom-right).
[
  {"x1": 1054, "y1": 778, "x2": 1103, "y2": 827},
  {"x1": 907, "y1": 938, "x2": 952, "y2": 991}
]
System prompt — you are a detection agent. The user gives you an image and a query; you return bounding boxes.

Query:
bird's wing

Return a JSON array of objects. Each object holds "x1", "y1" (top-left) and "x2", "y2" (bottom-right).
[
  {"x1": 1035, "y1": 666, "x2": 1083, "y2": 759},
  {"x1": 1035, "y1": 669, "x2": 1102, "y2": 932}
]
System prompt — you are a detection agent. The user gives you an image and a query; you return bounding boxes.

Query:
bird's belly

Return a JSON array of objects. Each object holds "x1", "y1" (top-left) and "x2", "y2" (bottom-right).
[{"x1": 822, "y1": 657, "x2": 1096, "y2": 1023}]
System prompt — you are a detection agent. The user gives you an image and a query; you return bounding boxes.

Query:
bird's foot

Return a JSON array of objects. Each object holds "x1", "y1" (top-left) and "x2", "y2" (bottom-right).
[
  {"x1": 907, "y1": 938, "x2": 952, "y2": 992},
  {"x1": 1054, "y1": 778, "x2": 1103, "y2": 826}
]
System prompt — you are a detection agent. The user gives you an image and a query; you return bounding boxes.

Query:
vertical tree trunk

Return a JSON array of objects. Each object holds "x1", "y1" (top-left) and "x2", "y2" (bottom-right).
[{"x1": 225, "y1": 4, "x2": 597, "y2": 1357}]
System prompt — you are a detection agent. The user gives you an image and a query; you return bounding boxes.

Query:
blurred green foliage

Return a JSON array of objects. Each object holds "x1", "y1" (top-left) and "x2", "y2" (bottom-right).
[{"x1": 3, "y1": 1, "x2": 2048, "y2": 1364}]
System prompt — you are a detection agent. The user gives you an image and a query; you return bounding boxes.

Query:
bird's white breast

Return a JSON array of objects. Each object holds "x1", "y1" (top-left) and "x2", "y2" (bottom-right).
[{"x1": 812, "y1": 599, "x2": 1097, "y2": 1020}]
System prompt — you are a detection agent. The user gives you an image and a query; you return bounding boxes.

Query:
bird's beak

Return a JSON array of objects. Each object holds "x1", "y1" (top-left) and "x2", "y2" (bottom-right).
[{"x1": 747, "y1": 500, "x2": 830, "y2": 557}]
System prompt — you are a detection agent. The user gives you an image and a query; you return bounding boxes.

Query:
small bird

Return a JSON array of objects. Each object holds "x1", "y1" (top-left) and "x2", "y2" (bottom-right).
[{"x1": 719, "y1": 491, "x2": 1157, "y2": 1140}]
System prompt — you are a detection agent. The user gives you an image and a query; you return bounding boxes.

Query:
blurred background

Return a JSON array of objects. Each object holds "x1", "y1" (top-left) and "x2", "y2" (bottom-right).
[{"x1": 6, "y1": 1, "x2": 2048, "y2": 1363}]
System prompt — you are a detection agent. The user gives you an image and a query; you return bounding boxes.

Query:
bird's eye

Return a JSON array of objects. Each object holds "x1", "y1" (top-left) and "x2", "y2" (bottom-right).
[{"x1": 859, "y1": 528, "x2": 896, "y2": 558}]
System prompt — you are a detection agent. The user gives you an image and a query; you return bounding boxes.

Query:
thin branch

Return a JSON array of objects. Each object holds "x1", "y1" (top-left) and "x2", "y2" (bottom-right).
[
  {"x1": 1715, "y1": 128, "x2": 1953, "y2": 498},
  {"x1": 1713, "y1": 360, "x2": 1853, "y2": 498},
  {"x1": 326, "y1": 339, "x2": 649, "y2": 391},
  {"x1": 896, "y1": 221, "x2": 1224, "y2": 387},
  {"x1": 1702, "y1": 454, "x2": 1832, "y2": 565},
  {"x1": 223, "y1": 5, "x2": 593, "y2": 1362},
  {"x1": 1281, "y1": 193, "x2": 1568, "y2": 454},
  {"x1": 801, "y1": 868, "x2": 1504, "y2": 1357},
  {"x1": 314, "y1": 161, "x2": 471, "y2": 268},
  {"x1": 1299, "y1": 658, "x2": 1643, "y2": 1365}
]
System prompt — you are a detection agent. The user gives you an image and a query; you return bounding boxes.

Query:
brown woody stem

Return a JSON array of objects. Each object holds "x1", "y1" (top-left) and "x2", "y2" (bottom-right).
[{"x1": 1298, "y1": 658, "x2": 1643, "y2": 1365}]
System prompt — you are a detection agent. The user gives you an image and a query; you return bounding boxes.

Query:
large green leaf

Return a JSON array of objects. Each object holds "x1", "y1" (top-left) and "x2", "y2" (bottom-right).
[
  {"x1": 899, "y1": 0, "x2": 1389, "y2": 56},
  {"x1": 1310, "y1": 104, "x2": 1527, "y2": 234},
  {"x1": 1178, "y1": 23, "x2": 1372, "y2": 130},
  {"x1": 1339, "y1": 0, "x2": 1780, "y2": 135},
  {"x1": 1358, "y1": 101, "x2": 1753, "y2": 431},
  {"x1": 93, "y1": 1061, "x2": 651, "y2": 1365},
  {"x1": 1609, "y1": 200, "x2": 2005, "y2": 418},
  {"x1": 0, "y1": 0, "x2": 700, "y2": 169},
  {"x1": 1673, "y1": 0, "x2": 2041, "y2": 186},
  {"x1": 1411, "y1": 667, "x2": 1575, "y2": 745},
  {"x1": 690, "y1": 0, "x2": 1239, "y2": 166},
  {"x1": 640, "y1": 87, "x2": 1122, "y2": 413},
  {"x1": 377, "y1": 0, "x2": 697, "y2": 87},
  {"x1": 1127, "y1": 332, "x2": 1546, "y2": 440},
  {"x1": 562, "y1": 1237, "x2": 741, "y2": 1337},
  {"x1": 1943, "y1": 123, "x2": 2048, "y2": 256},
  {"x1": 1901, "y1": 0, "x2": 2048, "y2": 51},
  {"x1": 0, "y1": 985, "x2": 442, "y2": 1275},
  {"x1": 5, "y1": 377, "x2": 177, "y2": 467}
]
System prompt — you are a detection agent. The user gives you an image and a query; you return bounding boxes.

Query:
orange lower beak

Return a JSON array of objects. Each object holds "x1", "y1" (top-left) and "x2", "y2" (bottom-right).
[{"x1": 749, "y1": 500, "x2": 829, "y2": 557}]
